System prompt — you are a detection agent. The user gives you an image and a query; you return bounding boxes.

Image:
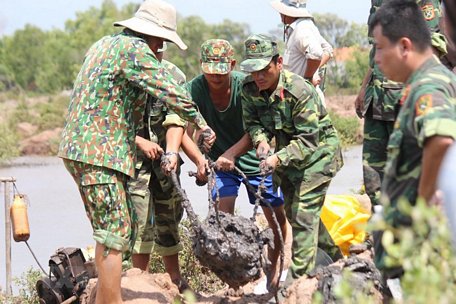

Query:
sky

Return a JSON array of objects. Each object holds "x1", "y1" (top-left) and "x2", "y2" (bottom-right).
[{"x1": 0, "y1": 0, "x2": 370, "y2": 37}]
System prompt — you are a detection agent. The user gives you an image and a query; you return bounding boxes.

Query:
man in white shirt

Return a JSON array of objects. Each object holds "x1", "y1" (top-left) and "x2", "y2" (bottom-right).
[{"x1": 271, "y1": 0, "x2": 333, "y2": 102}]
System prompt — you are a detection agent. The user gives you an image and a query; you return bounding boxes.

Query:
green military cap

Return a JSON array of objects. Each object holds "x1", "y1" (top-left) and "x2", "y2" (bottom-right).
[
  {"x1": 200, "y1": 39, "x2": 234, "y2": 75},
  {"x1": 240, "y1": 34, "x2": 279, "y2": 73}
]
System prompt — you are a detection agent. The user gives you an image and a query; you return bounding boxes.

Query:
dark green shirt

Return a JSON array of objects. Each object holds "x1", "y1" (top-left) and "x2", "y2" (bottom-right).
[{"x1": 187, "y1": 71, "x2": 260, "y2": 175}]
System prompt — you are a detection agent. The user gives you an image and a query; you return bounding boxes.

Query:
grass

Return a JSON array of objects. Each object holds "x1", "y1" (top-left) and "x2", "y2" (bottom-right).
[{"x1": 329, "y1": 110, "x2": 362, "y2": 147}]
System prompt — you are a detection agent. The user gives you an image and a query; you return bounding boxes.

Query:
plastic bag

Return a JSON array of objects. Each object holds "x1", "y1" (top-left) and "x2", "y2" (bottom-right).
[{"x1": 321, "y1": 194, "x2": 371, "y2": 256}]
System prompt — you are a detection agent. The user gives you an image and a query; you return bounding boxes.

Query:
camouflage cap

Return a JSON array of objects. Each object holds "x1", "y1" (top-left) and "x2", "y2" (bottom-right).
[
  {"x1": 240, "y1": 34, "x2": 279, "y2": 73},
  {"x1": 200, "y1": 39, "x2": 234, "y2": 75}
]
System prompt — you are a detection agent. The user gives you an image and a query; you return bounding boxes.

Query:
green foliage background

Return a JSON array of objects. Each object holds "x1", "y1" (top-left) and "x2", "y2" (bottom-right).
[{"x1": 0, "y1": 0, "x2": 368, "y2": 95}]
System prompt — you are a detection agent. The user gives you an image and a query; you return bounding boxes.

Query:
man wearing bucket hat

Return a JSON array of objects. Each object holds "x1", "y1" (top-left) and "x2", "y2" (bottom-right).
[
  {"x1": 58, "y1": 1, "x2": 214, "y2": 303},
  {"x1": 128, "y1": 44, "x2": 207, "y2": 293},
  {"x1": 186, "y1": 39, "x2": 288, "y2": 292},
  {"x1": 240, "y1": 34, "x2": 343, "y2": 290},
  {"x1": 270, "y1": 0, "x2": 333, "y2": 95}
]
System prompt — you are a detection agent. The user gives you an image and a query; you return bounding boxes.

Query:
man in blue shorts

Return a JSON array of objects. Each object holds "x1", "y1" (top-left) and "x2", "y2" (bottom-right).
[{"x1": 187, "y1": 39, "x2": 288, "y2": 291}]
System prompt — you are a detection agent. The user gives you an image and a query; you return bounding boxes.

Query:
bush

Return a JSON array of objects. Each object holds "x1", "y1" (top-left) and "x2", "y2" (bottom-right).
[
  {"x1": 329, "y1": 111, "x2": 362, "y2": 146},
  {"x1": 34, "y1": 95, "x2": 69, "y2": 131},
  {"x1": 378, "y1": 198, "x2": 456, "y2": 302},
  {"x1": 0, "y1": 268, "x2": 41, "y2": 304},
  {"x1": 0, "y1": 122, "x2": 19, "y2": 163}
]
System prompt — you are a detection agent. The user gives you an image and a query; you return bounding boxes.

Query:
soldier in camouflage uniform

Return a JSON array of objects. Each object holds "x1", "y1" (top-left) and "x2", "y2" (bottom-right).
[
  {"x1": 356, "y1": 0, "x2": 447, "y2": 208},
  {"x1": 370, "y1": 0, "x2": 456, "y2": 279},
  {"x1": 240, "y1": 34, "x2": 344, "y2": 286},
  {"x1": 186, "y1": 39, "x2": 287, "y2": 292},
  {"x1": 127, "y1": 44, "x2": 206, "y2": 292},
  {"x1": 58, "y1": 1, "x2": 214, "y2": 303}
]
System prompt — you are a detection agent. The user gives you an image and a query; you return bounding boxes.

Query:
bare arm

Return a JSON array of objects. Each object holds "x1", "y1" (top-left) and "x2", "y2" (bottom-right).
[
  {"x1": 162, "y1": 125, "x2": 184, "y2": 174},
  {"x1": 181, "y1": 130, "x2": 208, "y2": 183},
  {"x1": 419, "y1": 136, "x2": 454, "y2": 203},
  {"x1": 304, "y1": 58, "x2": 321, "y2": 81},
  {"x1": 216, "y1": 133, "x2": 253, "y2": 171},
  {"x1": 355, "y1": 68, "x2": 373, "y2": 118}
]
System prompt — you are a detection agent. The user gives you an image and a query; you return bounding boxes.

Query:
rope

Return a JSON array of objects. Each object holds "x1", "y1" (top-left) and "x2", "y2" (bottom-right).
[
  {"x1": 194, "y1": 130, "x2": 284, "y2": 295},
  {"x1": 25, "y1": 241, "x2": 47, "y2": 274}
]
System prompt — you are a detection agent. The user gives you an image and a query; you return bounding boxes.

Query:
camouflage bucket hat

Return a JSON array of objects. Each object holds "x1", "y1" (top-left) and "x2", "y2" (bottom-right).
[
  {"x1": 240, "y1": 34, "x2": 279, "y2": 73},
  {"x1": 201, "y1": 39, "x2": 234, "y2": 75}
]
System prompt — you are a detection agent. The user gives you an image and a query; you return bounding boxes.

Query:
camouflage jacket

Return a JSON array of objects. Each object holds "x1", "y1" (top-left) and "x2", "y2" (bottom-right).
[
  {"x1": 364, "y1": 0, "x2": 445, "y2": 121},
  {"x1": 242, "y1": 70, "x2": 343, "y2": 188},
  {"x1": 381, "y1": 57, "x2": 456, "y2": 226},
  {"x1": 58, "y1": 30, "x2": 206, "y2": 177},
  {"x1": 128, "y1": 60, "x2": 187, "y2": 196}
]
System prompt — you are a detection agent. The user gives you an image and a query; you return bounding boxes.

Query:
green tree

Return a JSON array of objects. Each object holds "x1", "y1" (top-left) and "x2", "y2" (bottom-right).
[
  {"x1": 336, "y1": 23, "x2": 368, "y2": 48},
  {"x1": 344, "y1": 48, "x2": 369, "y2": 89},
  {"x1": 314, "y1": 13, "x2": 368, "y2": 48},
  {"x1": 2, "y1": 25, "x2": 49, "y2": 91},
  {"x1": 65, "y1": 0, "x2": 135, "y2": 65},
  {"x1": 165, "y1": 16, "x2": 251, "y2": 79}
]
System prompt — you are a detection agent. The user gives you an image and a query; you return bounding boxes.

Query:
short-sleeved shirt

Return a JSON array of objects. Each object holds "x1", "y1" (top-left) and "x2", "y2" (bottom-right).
[
  {"x1": 58, "y1": 30, "x2": 206, "y2": 178},
  {"x1": 283, "y1": 18, "x2": 328, "y2": 78},
  {"x1": 242, "y1": 69, "x2": 343, "y2": 189},
  {"x1": 128, "y1": 60, "x2": 187, "y2": 197},
  {"x1": 381, "y1": 57, "x2": 456, "y2": 226},
  {"x1": 187, "y1": 71, "x2": 260, "y2": 175},
  {"x1": 364, "y1": 0, "x2": 446, "y2": 120}
]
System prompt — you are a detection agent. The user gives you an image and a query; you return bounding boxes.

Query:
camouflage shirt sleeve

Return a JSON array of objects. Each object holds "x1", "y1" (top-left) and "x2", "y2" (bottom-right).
[
  {"x1": 241, "y1": 79, "x2": 273, "y2": 146},
  {"x1": 413, "y1": 88, "x2": 456, "y2": 147},
  {"x1": 123, "y1": 38, "x2": 206, "y2": 129},
  {"x1": 160, "y1": 60, "x2": 188, "y2": 129},
  {"x1": 274, "y1": 74, "x2": 323, "y2": 167}
]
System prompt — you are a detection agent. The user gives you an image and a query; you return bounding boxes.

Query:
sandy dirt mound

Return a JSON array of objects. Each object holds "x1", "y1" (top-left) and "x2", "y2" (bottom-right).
[
  {"x1": 326, "y1": 95, "x2": 357, "y2": 118},
  {"x1": 80, "y1": 250, "x2": 381, "y2": 304},
  {"x1": 19, "y1": 127, "x2": 62, "y2": 155}
]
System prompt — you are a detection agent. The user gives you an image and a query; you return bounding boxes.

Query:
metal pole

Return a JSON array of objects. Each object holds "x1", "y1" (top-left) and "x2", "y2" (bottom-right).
[{"x1": 1, "y1": 177, "x2": 16, "y2": 297}]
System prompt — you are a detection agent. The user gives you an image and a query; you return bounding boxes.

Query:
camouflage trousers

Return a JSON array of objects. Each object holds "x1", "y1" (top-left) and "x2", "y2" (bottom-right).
[
  {"x1": 280, "y1": 178, "x2": 342, "y2": 281},
  {"x1": 63, "y1": 159, "x2": 135, "y2": 253},
  {"x1": 129, "y1": 159, "x2": 184, "y2": 256},
  {"x1": 362, "y1": 114, "x2": 395, "y2": 207}
]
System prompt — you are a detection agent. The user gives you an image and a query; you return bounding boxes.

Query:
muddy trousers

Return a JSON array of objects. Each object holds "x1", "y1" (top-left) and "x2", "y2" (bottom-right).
[
  {"x1": 282, "y1": 180, "x2": 342, "y2": 282},
  {"x1": 362, "y1": 116, "x2": 395, "y2": 207}
]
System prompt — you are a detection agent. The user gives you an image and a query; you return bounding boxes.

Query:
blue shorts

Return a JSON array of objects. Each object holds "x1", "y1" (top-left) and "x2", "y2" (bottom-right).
[{"x1": 211, "y1": 171, "x2": 284, "y2": 207}]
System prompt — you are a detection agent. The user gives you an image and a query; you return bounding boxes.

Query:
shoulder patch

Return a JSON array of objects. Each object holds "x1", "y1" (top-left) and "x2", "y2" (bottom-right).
[
  {"x1": 421, "y1": 4, "x2": 435, "y2": 20},
  {"x1": 415, "y1": 94, "x2": 433, "y2": 116},
  {"x1": 400, "y1": 85, "x2": 411, "y2": 106}
]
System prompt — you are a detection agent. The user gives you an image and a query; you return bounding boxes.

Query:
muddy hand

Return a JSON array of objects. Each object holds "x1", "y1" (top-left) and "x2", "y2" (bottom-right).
[
  {"x1": 256, "y1": 141, "x2": 271, "y2": 160},
  {"x1": 191, "y1": 158, "x2": 210, "y2": 186},
  {"x1": 195, "y1": 126, "x2": 216, "y2": 153},
  {"x1": 216, "y1": 155, "x2": 235, "y2": 171},
  {"x1": 160, "y1": 152, "x2": 179, "y2": 175},
  {"x1": 188, "y1": 171, "x2": 208, "y2": 186},
  {"x1": 260, "y1": 154, "x2": 279, "y2": 175}
]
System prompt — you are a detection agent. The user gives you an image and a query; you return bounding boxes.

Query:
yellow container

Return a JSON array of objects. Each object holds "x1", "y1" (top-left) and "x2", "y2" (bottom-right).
[{"x1": 10, "y1": 194, "x2": 30, "y2": 242}]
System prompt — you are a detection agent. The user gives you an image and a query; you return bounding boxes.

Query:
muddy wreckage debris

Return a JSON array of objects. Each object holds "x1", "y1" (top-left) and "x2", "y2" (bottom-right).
[{"x1": 170, "y1": 170, "x2": 275, "y2": 290}]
